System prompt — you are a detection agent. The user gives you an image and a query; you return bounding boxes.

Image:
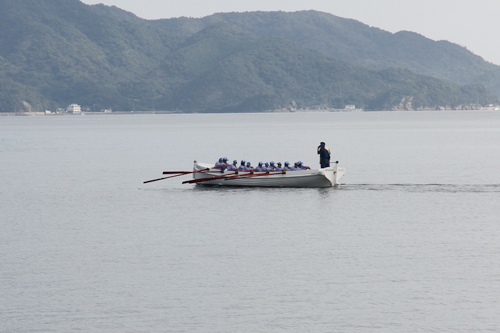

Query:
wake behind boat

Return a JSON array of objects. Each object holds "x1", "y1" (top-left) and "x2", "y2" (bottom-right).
[{"x1": 188, "y1": 161, "x2": 345, "y2": 188}]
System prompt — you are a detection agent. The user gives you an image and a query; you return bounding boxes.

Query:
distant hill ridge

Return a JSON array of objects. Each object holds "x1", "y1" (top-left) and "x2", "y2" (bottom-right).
[
  {"x1": 0, "y1": 0, "x2": 498, "y2": 113},
  {"x1": 156, "y1": 10, "x2": 500, "y2": 97}
]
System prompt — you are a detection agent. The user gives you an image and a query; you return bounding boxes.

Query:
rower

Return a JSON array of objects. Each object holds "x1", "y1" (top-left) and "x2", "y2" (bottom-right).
[
  {"x1": 226, "y1": 160, "x2": 238, "y2": 171},
  {"x1": 283, "y1": 161, "x2": 294, "y2": 171},
  {"x1": 245, "y1": 161, "x2": 255, "y2": 171},
  {"x1": 264, "y1": 162, "x2": 270, "y2": 171},
  {"x1": 274, "y1": 162, "x2": 283, "y2": 171},
  {"x1": 221, "y1": 157, "x2": 230, "y2": 171},
  {"x1": 297, "y1": 161, "x2": 311, "y2": 170},
  {"x1": 238, "y1": 160, "x2": 246, "y2": 171},
  {"x1": 214, "y1": 157, "x2": 223, "y2": 168},
  {"x1": 269, "y1": 161, "x2": 276, "y2": 170},
  {"x1": 255, "y1": 162, "x2": 267, "y2": 172}
]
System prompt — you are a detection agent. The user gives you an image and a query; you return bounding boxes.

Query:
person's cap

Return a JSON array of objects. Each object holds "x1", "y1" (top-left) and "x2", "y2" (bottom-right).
[
  {"x1": 277, "y1": 162, "x2": 282, "y2": 165},
  {"x1": 270, "y1": 161, "x2": 275, "y2": 165},
  {"x1": 320, "y1": 142, "x2": 325, "y2": 146},
  {"x1": 258, "y1": 162, "x2": 263, "y2": 166},
  {"x1": 241, "y1": 160, "x2": 246, "y2": 164},
  {"x1": 219, "y1": 157, "x2": 223, "y2": 161},
  {"x1": 223, "y1": 157, "x2": 228, "y2": 161},
  {"x1": 233, "y1": 160, "x2": 237, "y2": 163},
  {"x1": 246, "y1": 162, "x2": 251, "y2": 165},
  {"x1": 285, "y1": 161, "x2": 290, "y2": 166},
  {"x1": 298, "y1": 161, "x2": 303, "y2": 165},
  {"x1": 265, "y1": 162, "x2": 269, "y2": 166}
]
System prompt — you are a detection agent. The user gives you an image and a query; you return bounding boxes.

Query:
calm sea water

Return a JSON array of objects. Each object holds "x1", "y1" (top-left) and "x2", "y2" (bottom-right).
[{"x1": 1, "y1": 111, "x2": 500, "y2": 332}]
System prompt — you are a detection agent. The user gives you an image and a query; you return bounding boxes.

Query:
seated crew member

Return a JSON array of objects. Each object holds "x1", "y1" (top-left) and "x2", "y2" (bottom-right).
[
  {"x1": 214, "y1": 157, "x2": 224, "y2": 168},
  {"x1": 264, "y1": 162, "x2": 270, "y2": 171},
  {"x1": 275, "y1": 162, "x2": 283, "y2": 171},
  {"x1": 238, "y1": 160, "x2": 246, "y2": 171},
  {"x1": 245, "y1": 161, "x2": 255, "y2": 171},
  {"x1": 269, "y1": 161, "x2": 277, "y2": 171},
  {"x1": 226, "y1": 160, "x2": 238, "y2": 171},
  {"x1": 220, "y1": 157, "x2": 229, "y2": 171},
  {"x1": 283, "y1": 161, "x2": 294, "y2": 171},
  {"x1": 255, "y1": 162, "x2": 267, "y2": 172},
  {"x1": 292, "y1": 162, "x2": 301, "y2": 170},
  {"x1": 297, "y1": 161, "x2": 311, "y2": 170}
]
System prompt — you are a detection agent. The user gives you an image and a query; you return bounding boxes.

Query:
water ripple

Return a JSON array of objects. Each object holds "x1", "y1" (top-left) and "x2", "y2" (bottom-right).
[{"x1": 341, "y1": 184, "x2": 500, "y2": 193}]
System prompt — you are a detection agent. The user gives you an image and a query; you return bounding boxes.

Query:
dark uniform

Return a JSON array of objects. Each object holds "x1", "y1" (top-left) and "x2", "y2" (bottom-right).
[{"x1": 318, "y1": 143, "x2": 330, "y2": 168}]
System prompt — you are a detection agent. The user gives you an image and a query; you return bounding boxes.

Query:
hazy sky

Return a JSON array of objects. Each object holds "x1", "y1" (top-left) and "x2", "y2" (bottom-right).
[{"x1": 81, "y1": 0, "x2": 500, "y2": 65}]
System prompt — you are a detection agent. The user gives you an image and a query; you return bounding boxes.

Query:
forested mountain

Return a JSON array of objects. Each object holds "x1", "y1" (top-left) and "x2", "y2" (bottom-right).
[
  {"x1": 0, "y1": 0, "x2": 498, "y2": 113},
  {"x1": 157, "y1": 11, "x2": 500, "y2": 98}
]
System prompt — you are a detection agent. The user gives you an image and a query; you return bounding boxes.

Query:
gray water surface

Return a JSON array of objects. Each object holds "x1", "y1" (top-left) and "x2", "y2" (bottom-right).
[{"x1": 1, "y1": 111, "x2": 500, "y2": 332}]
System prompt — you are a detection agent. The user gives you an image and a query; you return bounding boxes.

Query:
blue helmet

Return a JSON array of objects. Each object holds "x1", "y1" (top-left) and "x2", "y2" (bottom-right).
[
  {"x1": 285, "y1": 161, "x2": 290, "y2": 166},
  {"x1": 241, "y1": 160, "x2": 246, "y2": 164},
  {"x1": 246, "y1": 162, "x2": 251, "y2": 166}
]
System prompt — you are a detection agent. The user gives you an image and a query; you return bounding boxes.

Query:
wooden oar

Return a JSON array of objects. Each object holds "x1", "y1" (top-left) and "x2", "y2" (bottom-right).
[
  {"x1": 162, "y1": 168, "x2": 210, "y2": 175},
  {"x1": 183, "y1": 171, "x2": 284, "y2": 185},
  {"x1": 228, "y1": 171, "x2": 285, "y2": 181},
  {"x1": 144, "y1": 168, "x2": 210, "y2": 184},
  {"x1": 161, "y1": 171, "x2": 192, "y2": 175},
  {"x1": 210, "y1": 171, "x2": 285, "y2": 183},
  {"x1": 182, "y1": 171, "x2": 242, "y2": 184}
]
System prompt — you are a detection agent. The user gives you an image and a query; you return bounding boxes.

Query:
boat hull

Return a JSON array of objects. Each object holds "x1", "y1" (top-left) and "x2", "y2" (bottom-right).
[{"x1": 192, "y1": 162, "x2": 345, "y2": 188}]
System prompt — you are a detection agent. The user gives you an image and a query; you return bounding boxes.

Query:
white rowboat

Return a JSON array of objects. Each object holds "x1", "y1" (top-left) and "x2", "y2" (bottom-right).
[{"x1": 191, "y1": 161, "x2": 346, "y2": 188}]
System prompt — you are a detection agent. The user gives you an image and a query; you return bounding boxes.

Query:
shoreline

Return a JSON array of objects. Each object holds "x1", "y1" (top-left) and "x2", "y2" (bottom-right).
[{"x1": 2, "y1": 107, "x2": 499, "y2": 116}]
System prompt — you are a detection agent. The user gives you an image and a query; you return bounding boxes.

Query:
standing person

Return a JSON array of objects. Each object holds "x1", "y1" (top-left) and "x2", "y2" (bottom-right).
[{"x1": 318, "y1": 142, "x2": 330, "y2": 168}]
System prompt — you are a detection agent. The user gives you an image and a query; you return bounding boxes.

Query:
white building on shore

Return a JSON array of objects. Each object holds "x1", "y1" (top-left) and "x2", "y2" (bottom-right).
[{"x1": 67, "y1": 104, "x2": 81, "y2": 114}]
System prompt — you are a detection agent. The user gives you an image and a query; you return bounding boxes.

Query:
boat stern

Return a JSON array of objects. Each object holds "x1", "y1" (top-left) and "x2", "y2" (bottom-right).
[{"x1": 322, "y1": 161, "x2": 346, "y2": 186}]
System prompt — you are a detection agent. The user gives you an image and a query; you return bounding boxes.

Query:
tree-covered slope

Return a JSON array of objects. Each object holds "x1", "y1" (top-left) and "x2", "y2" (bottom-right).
[
  {"x1": 154, "y1": 10, "x2": 500, "y2": 98},
  {"x1": 0, "y1": 0, "x2": 179, "y2": 111},
  {"x1": 152, "y1": 23, "x2": 497, "y2": 111},
  {"x1": 0, "y1": 0, "x2": 497, "y2": 113}
]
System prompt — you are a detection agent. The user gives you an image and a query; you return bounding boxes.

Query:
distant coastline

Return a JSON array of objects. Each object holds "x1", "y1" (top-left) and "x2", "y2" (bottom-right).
[{"x1": 2, "y1": 105, "x2": 500, "y2": 116}]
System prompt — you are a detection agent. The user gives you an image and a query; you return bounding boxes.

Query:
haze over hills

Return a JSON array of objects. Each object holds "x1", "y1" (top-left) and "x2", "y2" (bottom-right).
[{"x1": 0, "y1": 0, "x2": 498, "y2": 113}]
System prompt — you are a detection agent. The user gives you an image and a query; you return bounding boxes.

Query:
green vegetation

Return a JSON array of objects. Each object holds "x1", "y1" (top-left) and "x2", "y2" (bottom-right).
[
  {"x1": 0, "y1": 1, "x2": 498, "y2": 113},
  {"x1": 163, "y1": 11, "x2": 500, "y2": 98}
]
